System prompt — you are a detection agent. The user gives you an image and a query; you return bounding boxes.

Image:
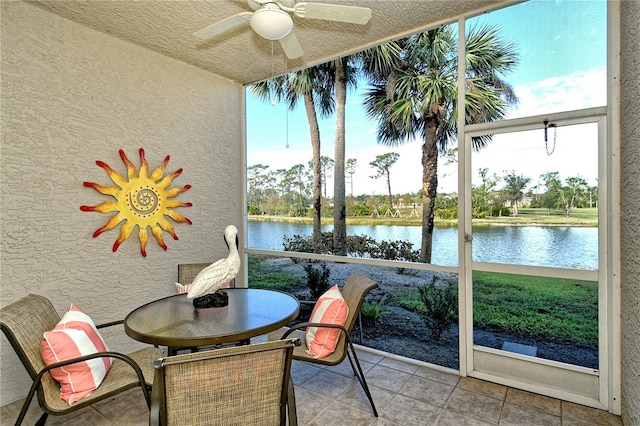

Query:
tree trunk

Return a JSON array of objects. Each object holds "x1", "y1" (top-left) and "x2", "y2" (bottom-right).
[
  {"x1": 333, "y1": 58, "x2": 348, "y2": 256},
  {"x1": 304, "y1": 93, "x2": 322, "y2": 244},
  {"x1": 420, "y1": 116, "x2": 439, "y2": 263},
  {"x1": 386, "y1": 171, "x2": 393, "y2": 209}
]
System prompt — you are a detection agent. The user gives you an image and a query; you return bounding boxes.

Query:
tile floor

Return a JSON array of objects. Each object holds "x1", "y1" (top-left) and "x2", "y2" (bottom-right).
[{"x1": 1, "y1": 344, "x2": 623, "y2": 426}]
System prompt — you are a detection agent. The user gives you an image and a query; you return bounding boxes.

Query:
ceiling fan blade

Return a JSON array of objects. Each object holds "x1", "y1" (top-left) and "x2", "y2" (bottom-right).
[
  {"x1": 194, "y1": 12, "x2": 253, "y2": 40},
  {"x1": 279, "y1": 31, "x2": 304, "y2": 59},
  {"x1": 293, "y1": 3, "x2": 371, "y2": 25}
]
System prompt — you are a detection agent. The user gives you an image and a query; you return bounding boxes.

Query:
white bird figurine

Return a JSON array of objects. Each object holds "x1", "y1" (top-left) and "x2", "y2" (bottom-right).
[{"x1": 187, "y1": 225, "x2": 240, "y2": 299}]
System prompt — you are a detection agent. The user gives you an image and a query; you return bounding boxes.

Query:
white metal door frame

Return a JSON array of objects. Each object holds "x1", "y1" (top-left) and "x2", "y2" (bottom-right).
[{"x1": 458, "y1": 107, "x2": 616, "y2": 410}]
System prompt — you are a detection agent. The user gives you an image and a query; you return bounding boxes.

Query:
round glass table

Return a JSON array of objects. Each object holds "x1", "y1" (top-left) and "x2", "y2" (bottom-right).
[{"x1": 124, "y1": 288, "x2": 300, "y2": 355}]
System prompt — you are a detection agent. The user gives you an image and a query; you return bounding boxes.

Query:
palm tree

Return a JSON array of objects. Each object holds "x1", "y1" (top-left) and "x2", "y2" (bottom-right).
[
  {"x1": 362, "y1": 24, "x2": 518, "y2": 262},
  {"x1": 346, "y1": 158, "x2": 358, "y2": 196},
  {"x1": 370, "y1": 152, "x2": 400, "y2": 209},
  {"x1": 502, "y1": 171, "x2": 531, "y2": 216},
  {"x1": 332, "y1": 55, "x2": 359, "y2": 256},
  {"x1": 250, "y1": 66, "x2": 334, "y2": 243}
]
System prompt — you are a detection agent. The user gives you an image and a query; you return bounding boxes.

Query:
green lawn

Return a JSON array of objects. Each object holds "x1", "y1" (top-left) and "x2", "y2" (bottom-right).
[{"x1": 473, "y1": 271, "x2": 598, "y2": 346}]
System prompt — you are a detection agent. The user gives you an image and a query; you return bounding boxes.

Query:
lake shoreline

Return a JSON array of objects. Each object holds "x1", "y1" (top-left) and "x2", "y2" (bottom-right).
[{"x1": 248, "y1": 213, "x2": 598, "y2": 227}]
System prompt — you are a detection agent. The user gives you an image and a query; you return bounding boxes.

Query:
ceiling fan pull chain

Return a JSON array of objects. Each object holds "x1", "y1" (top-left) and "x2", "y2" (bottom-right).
[
  {"x1": 270, "y1": 41, "x2": 276, "y2": 106},
  {"x1": 285, "y1": 52, "x2": 289, "y2": 148}
]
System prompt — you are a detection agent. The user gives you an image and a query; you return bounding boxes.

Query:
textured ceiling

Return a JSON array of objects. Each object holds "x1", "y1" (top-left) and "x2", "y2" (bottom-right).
[{"x1": 28, "y1": 0, "x2": 511, "y2": 85}]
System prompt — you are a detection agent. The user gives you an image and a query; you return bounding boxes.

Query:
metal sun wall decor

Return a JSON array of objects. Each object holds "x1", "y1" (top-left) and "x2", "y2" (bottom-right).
[{"x1": 80, "y1": 148, "x2": 192, "y2": 257}]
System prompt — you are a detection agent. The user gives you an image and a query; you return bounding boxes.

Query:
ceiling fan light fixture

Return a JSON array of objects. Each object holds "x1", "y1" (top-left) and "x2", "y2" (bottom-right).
[{"x1": 250, "y1": 6, "x2": 293, "y2": 40}]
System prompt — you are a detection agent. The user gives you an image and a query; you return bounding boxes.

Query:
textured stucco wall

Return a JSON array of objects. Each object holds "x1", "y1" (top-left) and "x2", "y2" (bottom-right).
[
  {"x1": 620, "y1": 1, "x2": 640, "y2": 424},
  {"x1": 0, "y1": 2, "x2": 243, "y2": 404}
]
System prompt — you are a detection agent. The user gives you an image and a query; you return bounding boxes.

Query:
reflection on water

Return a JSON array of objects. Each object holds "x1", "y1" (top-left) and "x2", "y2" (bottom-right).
[{"x1": 247, "y1": 221, "x2": 598, "y2": 270}]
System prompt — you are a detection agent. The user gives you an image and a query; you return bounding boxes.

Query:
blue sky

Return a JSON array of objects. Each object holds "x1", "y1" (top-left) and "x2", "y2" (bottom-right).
[{"x1": 246, "y1": 0, "x2": 606, "y2": 197}]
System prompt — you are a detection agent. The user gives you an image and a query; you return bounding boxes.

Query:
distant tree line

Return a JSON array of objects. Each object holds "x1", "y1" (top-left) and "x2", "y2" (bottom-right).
[
  {"x1": 435, "y1": 169, "x2": 597, "y2": 219},
  {"x1": 248, "y1": 160, "x2": 596, "y2": 220}
]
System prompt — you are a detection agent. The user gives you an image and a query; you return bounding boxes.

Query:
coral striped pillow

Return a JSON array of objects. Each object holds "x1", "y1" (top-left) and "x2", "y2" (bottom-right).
[
  {"x1": 175, "y1": 282, "x2": 190, "y2": 294},
  {"x1": 305, "y1": 285, "x2": 349, "y2": 359},
  {"x1": 40, "y1": 304, "x2": 112, "y2": 405}
]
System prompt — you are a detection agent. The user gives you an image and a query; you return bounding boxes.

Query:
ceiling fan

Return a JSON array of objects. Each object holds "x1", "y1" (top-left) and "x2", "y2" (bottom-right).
[{"x1": 194, "y1": 0, "x2": 372, "y2": 59}]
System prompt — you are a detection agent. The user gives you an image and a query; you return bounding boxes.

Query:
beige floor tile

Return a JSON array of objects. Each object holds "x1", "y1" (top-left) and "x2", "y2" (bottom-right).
[
  {"x1": 415, "y1": 366, "x2": 460, "y2": 387},
  {"x1": 505, "y1": 388, "x2": 561, "y2": 417},
  {"x1": 92, "y1": 388, "x2": 149, "y2": 425},
  {"x1": 365, "y1": 364, "x2": 413, "y2": 393},
  {"x1": 561, "y1": 401, "x2": 623, "y2": 425},
  {"x1": 45, "y1": 409, "x2": 112, "y2": 425},
  {"x1": 0, "y1": 396, "x2": 110, "y2": 426},
  {"x1": 293, "y1": 386, "x2": 334, "y2": 425},
  {"x1": 291, "y1": 359, "x2": 325, "y2": 385},
  {"x1": 324, "y1": 357, "x2": 376, "y2": 378},
  {"x1": 400, "y1": 375, "x2": 455, "y2": 408},
  {"x1": 499, "y1": 402, "x2": 560, "y2": 426},
  {"x1": 355, "y1": 349, "x2": 385, "y2": 365},
  {"x1": 339, "y1": 381, "x2": 395, "y2": 415},
  {"x1": 299, "y1": 369, "x2": 358, "y2": 398},
  {"x1": 381, "y1": 394, "x2": 442, "y2": 425},
  {"x1": 1, "y1": 397, "x2": 44, "y2": 426},
  {"x1": 378, "y1": 357, "x2": 421, "y2": 374},
  {"x1": 457, "y1": 377, "x2": 508, "y2": 400},
  {"x1": 436, "y1": 408, "x2": 495, "y2": 425},
  {"x1": 1, "y1": 354, "x2": 624, "y2": 426},
  {"x1": 370, "y1": 418, "x2": 404, "y2": 426},
  {"x1": 307, "y1": 400, "x2": 375, "y2": 426},
  {"x1": 444, "y1": 387, "x2": 504, "y2": 425}
]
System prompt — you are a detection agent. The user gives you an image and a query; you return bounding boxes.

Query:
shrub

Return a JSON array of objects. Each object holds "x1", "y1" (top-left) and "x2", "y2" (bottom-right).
[
  {"x1": 283, "y1": 232, "x2": 420, "y2": 274},
  {"x1": 436, "y1": 208, "x2": 458, "y2": 219},
  {"x1": 417, "y1": 277, "x2": 458, "y2": 341},
  {"x1": 288, "y1": 206, "x2": 307, "y2": 217},
  {"x1": 303, "y1": 262, "x2": 331, "y2": 299},
  {"x1": 282, "y1": 232, "x2": 334, "y2": 256},
  {"x1": 347, "y1": 234, "x2": 379, "y2": 258},
  {"x1": 372, "y1": 240, "x2": 420, "y2": 274},
  {"x1": 360, "y1": 295, "x2": 390, "y2": 323},
  {"x1": 491, "y1": 205, "x2": 511, "y2": 216},
  {"x1": 472, "y1": 207, "x2": 488, "y2": 219},
  {"x1": 348, "y1": 203, "x2": 370, "y2": 216}
]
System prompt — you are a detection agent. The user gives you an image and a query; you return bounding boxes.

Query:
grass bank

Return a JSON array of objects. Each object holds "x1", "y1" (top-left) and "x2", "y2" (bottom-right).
[{"x1": 249, "y1": 207, "x2": 598, "y2": 227}]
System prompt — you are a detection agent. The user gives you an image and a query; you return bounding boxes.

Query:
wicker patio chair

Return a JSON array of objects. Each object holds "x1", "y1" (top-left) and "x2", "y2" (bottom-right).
[
  {"x1": 0, "y1": 294, "x2": 163, "y2": 426},
  {"x1": 150, "y1": 338, "x2": 300, "y2": 426},
  {"x1": 177, "y1": 262, "x2": 236, "y2": 288},
  {"x1": 268, "y1": 272, "x2": 379, "y2": 417}
]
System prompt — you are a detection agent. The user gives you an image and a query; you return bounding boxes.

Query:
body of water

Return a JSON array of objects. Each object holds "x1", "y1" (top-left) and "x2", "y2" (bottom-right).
[{"x1": 247, "y1": 221, "x2": 598, "y2": 270}]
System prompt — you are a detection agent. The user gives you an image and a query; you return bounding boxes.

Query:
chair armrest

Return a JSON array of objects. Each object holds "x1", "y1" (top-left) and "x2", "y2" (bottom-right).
[
  {"x1": 281, "y1": 322, "x2": 349, "y2": 338},
  {"x1": 38, "y1": 351, "x2": 145, "y2": 378},
  {"x1": 96, "y1": 319, "x2": 124, "y2": 329},
  {"x1": 299, "y1": 300, "x2": 316, "y2": 306},
  {"x1": 281, "y1": 322, "x2": 356, "y2": 351}
]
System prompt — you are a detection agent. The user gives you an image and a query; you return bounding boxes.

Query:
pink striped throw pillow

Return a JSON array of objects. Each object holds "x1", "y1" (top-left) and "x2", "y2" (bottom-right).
[
  {"x1": 305, "y1": 285, "x2": 349, "y2": 359},
  {"x1": 175, "y1": 282, "x2": 190, "y2": 294},
  {"x1": 40, "y1": 304, "x2": 112, "y2": 405}
]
